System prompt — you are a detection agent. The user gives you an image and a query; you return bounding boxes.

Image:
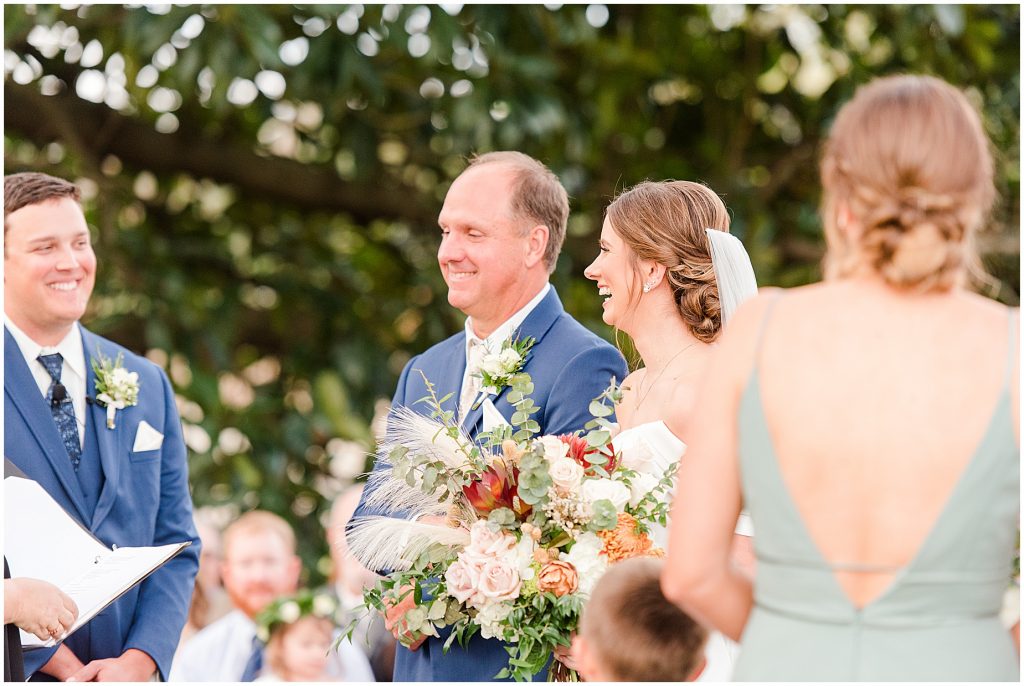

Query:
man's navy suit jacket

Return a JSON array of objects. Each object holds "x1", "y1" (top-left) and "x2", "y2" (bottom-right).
[
  {"x1": 352, "y1": 287, "x2": 627, "y2": 681},
  {"x1": 5, "y1": 325, "x2": 200, "y2": 680}
]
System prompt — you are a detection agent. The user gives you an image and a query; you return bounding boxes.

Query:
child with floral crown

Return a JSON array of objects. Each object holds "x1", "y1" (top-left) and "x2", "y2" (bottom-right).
[{"x1": 253, "y1": 589, "x2": 341, "y2": 682}]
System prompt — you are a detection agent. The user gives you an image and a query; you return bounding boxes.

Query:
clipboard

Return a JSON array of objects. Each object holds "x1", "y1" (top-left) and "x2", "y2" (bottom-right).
[{"x1": 4, "y1": 473, "x2": 190, "y2": 648}]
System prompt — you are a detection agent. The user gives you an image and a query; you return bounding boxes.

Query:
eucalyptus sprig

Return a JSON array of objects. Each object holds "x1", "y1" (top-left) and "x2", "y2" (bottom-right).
[{"x1": 583, "y1": 378, "x2": 621, "y2": 458}]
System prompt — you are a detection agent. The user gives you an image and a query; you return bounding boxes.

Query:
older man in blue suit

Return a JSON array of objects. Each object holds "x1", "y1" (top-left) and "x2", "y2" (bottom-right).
[
  {"x1": 350, "y1": 151, "x2": 628, "y2": 681},
  {"x1": 4, "y1": 172, "x2": 200, "y2": 681}
]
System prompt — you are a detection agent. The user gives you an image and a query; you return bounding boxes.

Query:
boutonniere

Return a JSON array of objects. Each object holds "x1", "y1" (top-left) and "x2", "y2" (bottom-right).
[
  {"x1": 91, "y1": 351, "x2": 140, "y2": 429},
  {"x1": 471, "y1": 335, "x2": 536, "y2": 409}
]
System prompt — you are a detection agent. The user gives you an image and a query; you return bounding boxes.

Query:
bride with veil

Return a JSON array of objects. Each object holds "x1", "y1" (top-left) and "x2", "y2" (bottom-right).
[{"x1": 582, "y1": 180, "x2": 758, "y2": 680}]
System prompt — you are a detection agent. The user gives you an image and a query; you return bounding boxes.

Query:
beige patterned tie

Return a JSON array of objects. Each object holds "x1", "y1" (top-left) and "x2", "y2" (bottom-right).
[{"x1": 460, "y1": 339, "x2": 484, "y2": 419}]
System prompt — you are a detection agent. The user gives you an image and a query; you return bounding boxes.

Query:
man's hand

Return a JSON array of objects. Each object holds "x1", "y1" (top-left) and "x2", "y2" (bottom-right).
[
  {"x1": 39, "y1": 645, "x2": 85, "y2": 681},
  {"x1": 383, "y1": 584, "x2": 427, "y2": 651},
  {"x1": 5, "y1": 577, "x2": 78, "y2": 640},
  {"x1": 67, "y1": 649, "x2": 157, "y2": 682}
]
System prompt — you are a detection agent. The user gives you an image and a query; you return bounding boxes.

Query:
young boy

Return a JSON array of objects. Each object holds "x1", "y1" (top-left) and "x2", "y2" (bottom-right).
[{"x1": 572, "y1": 557, "x2": 708, "y2": 681}]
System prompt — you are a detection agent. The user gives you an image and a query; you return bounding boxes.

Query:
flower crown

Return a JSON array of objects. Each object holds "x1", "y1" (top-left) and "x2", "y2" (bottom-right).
[{"x1": 254, "y1": 588, "x2": 340, "y2": 642}]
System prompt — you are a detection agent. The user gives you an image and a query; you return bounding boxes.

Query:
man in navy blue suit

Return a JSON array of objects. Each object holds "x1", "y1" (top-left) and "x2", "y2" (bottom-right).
[
  {"x1": 4, "y1": 172, "x2": 200, "y2": 681},
  {"x1": 350, "y1": 151, "x2": 628, "y2": 681}
]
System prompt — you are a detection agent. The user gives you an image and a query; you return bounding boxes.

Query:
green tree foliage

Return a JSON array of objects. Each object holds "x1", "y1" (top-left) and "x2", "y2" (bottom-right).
[{"x1": 4, "y1": 4, "x2": 1019, "y2": 580}]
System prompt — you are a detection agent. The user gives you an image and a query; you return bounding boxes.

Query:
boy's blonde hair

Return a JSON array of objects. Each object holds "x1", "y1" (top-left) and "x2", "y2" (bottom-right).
[{"x1": 580, "y1": 557, "x2": 707, "y2": 681}]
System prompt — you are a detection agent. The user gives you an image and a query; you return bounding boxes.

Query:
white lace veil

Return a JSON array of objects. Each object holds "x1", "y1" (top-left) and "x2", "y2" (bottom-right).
[{"x1": 705, "y1": 228, "x2": 758, "y2": 326}]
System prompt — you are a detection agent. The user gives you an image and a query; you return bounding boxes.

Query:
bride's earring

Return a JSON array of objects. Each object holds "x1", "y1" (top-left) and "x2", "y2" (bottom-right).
[{"x1": 642, "y1": 281, "x2": 654, "y2": 293}]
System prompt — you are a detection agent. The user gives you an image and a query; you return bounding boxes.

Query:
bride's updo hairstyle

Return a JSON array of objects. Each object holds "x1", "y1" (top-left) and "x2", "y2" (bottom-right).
[
  {"x1": 820, "y1": 74, "x2": 995, "y2": 291},
  {"x1": 605, "y1": 180, "x2": 730, "y2": 343}
]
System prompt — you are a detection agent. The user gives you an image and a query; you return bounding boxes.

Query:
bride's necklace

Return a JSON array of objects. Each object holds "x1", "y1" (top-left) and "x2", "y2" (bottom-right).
[{"x1": 634, "y1": 342, "x2": 696, "y2": 409}]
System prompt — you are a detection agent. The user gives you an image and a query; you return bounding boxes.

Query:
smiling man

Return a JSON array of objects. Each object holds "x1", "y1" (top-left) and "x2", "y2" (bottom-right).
[
  {"x1": 3, "y1": 172, "x2": 200, "y2": 681},
  {"x1": 349, "y1": 152, "x2": 627, "y2": 681},
  {"x1": 169, "y1": 511, "x2": 373, "y2": 682}
]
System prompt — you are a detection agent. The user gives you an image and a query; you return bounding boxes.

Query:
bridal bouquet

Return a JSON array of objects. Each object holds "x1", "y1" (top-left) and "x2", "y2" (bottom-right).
[{"x1": 342, "y1": 373, "x2": 677, "y2": 681}]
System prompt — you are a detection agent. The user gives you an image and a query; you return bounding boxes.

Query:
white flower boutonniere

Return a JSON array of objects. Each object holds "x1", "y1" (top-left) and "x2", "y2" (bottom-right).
[
  {"x1": 471, "y1": 335, "x2": 535, "y2": 409},
  {"x1": 92, "y1": 351, "x2": 140, "y2": 429}
]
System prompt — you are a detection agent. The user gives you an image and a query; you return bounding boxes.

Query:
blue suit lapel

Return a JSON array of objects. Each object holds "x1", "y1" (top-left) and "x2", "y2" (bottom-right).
[
  {"x1": 438, "y1": 334, "x2": 467, "y2": 418},
  {"x1": 3, "y1": 328, "x2": 91, "y2": 523},
  {"x1": 80, "y1": 328, "x2": 124, "y2": 531},
  {"x1": 463, "y1": 288, "x2": 565, "y2": 436}
]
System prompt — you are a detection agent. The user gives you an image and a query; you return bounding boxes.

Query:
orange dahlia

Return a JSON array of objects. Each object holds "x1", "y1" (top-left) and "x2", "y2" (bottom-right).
[{"x1": 597, "y1": 512, "x2": 655, "y2": 563}]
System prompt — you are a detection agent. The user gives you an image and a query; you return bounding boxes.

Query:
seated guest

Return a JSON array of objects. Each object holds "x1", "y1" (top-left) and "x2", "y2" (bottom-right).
[
  {"x1": 572, "y1": 557, "x2": 708, "y2": 681},
  {"x1": 169, "y1": 510, "x2": 373, "y2": 682}
]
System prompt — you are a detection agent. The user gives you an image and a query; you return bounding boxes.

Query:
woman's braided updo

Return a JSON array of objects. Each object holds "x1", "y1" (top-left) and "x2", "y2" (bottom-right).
[
  {"x1": 820, "y1": 75, "x2": 995, "y2": 291},
  {"x1": 605, "y1": 180, "x2": 731, "y2": 343}
]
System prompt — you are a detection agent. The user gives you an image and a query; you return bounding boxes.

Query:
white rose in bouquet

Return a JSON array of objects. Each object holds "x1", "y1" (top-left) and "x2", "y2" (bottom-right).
[
  {"x1": 549, "y1": 457, "x2": 584, "y2": 492},
  {"x1": 561, "y1": 532, "x2": 608, "y2": 597},
  {"x1": 537, "y1": 435, "x2": 570, "y2": 462},
  {"x1": 627, "y1": 471, "x2": 661, "y2": 508},
  {"x1": 514, "y1": 535, "x2": 537, "y2": 582},
  {"x1": 581, "y1": 477, "x2": 631, "y2": 512}
]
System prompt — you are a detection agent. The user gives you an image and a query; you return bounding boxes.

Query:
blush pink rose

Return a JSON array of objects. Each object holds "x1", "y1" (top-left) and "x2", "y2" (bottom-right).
[
  {"x1": 468, "y1": 521, "x2": 517, "y2": 558},
  {"x1": 445, "y1": 556, "x2": 484, "y2": 605},
  {"x1": 478, "y1": 558, "x2": 522, "y2": 603}
]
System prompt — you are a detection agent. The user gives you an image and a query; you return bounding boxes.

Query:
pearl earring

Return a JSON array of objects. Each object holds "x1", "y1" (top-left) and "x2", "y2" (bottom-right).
[{"x1": 643, "y1": 281, "x2": 654, "y2": 293}]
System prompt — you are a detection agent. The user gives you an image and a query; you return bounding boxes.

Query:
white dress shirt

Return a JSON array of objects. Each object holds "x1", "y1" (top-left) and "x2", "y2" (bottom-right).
[
  {"x1": 169, "y1": 609, "x2": 375, "y2": 682},
  {"x1": 459, "y1": 283, "x2": 550, "y2": 415},
  {"x1": 5, "y1": 317, "x2": 88, "y2": 448}
]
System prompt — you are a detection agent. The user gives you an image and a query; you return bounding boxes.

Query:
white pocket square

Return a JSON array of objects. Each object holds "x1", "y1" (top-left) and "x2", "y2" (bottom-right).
[
  {"x1": 132, "y1": 421, "x2": 164, "y2": 452},
  {"x1": 481, "y1": 398, "x2": 511, "y2": 433}
]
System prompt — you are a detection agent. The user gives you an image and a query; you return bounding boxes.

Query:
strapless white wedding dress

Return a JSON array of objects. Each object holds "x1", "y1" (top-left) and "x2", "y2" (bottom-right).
[{"x1": 613, "y1": 420, "x2": 745, "y2": 682}]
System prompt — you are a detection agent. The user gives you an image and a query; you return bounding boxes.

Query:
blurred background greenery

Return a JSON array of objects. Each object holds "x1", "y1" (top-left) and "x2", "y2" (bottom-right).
[{"x1": 4, "y1": 3, "x2": 1019, "y2": 583}]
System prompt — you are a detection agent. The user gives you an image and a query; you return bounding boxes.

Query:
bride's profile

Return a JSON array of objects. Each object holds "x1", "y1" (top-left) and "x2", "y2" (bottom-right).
[{"x1": 582, "y1": 179, "x2": 758, "y2": 680}]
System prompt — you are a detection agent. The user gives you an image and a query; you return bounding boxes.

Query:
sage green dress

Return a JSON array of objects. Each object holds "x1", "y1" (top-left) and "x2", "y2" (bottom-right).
[{"x1": 734, "y1": 310, "x2": 1020, "y2": 681}]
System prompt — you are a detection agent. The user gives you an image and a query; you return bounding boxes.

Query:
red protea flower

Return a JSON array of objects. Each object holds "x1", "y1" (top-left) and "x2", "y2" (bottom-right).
[
  {"x1": 558, "y1": 434, "x2": 618, "y2": 474},
  {"x1": 463, "y1": 459, "x2": 532, "y2": 518}
]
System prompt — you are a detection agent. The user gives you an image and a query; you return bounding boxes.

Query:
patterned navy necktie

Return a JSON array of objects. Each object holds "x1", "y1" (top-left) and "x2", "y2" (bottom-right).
[
  {"x1": 240, "y1": 634, "x2": 264, "y2": 681},
  {"x1": 38, "y1": 353, "x2": 82, "y2": 471}
]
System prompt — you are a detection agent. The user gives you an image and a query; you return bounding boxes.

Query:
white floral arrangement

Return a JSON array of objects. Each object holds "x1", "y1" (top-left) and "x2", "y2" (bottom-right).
[
  {"x1": 468, "y1": 335, "x2": 535, "y2": 408},
  {"x1": 342, "y1": 373, "x2": 677, "y2": 681},
  {"x1": 91, "y1": 351, "x2": 140, "y2": 429}
]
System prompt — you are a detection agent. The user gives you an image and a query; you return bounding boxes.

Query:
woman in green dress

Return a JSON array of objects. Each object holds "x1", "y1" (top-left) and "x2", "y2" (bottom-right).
[{"x1": 661, "y1": 74, "x2": 1019, "y2": 681}]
